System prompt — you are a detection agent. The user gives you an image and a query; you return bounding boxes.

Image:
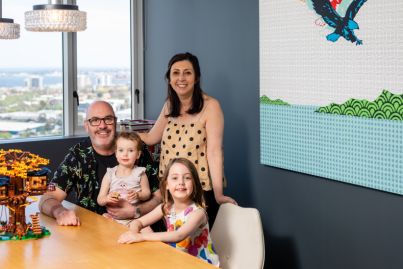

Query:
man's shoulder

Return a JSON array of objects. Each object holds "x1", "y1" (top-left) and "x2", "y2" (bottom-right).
[{"x1": 69, "y1": 137, "x2": 94, "y2": 156}]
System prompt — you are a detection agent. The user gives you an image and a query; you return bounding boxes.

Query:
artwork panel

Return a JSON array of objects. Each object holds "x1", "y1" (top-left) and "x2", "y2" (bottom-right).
[{"x1": 259, "y1": 0, "x2": 403, "y2": 195}]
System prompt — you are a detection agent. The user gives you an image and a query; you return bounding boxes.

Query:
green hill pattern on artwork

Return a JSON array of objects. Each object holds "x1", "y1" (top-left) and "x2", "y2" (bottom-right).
[
  {"x1": 260, "y1": 95, "x2": 289, "y2": 105},
  {"x1": 316, "y1": 90, "x2": 403, "y2": 120}
]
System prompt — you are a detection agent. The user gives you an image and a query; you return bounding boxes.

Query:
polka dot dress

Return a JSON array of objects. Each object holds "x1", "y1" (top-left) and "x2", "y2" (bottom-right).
[{"x1": 159, "y1": 119, "x2": 211, "y2": 191}]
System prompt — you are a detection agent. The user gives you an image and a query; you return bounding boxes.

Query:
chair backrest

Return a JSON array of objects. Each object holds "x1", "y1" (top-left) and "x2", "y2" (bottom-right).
[{"x1": 210, "y1": 203, "x2": 265, "y2": 269}]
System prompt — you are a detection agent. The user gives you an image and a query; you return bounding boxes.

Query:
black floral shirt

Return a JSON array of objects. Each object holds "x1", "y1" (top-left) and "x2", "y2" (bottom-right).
[{"x1": 51, "y1": 138, "x2": 159, "y2": 214}]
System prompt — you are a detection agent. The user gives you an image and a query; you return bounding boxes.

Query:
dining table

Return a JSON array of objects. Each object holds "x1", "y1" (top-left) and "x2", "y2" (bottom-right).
[{"x1": 0, "y1": 199, "x2": 217, "y2": 269}]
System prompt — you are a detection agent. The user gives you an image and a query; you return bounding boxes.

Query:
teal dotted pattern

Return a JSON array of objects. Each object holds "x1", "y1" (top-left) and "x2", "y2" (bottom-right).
[{"x1": 260, "y1": 104, "x2": 403, "y2": 195}]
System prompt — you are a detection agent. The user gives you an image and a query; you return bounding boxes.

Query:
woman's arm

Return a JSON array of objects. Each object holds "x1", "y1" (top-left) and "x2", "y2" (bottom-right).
[
  {"x1": 119, "y1": 208, "x2": 206, "y2": 244},
  {"x1": 205, "y1": 98, "x2": 237, "y2": 205},
  {"x1": 138, "y1": 102, "x2": 169, "y2": 146}
]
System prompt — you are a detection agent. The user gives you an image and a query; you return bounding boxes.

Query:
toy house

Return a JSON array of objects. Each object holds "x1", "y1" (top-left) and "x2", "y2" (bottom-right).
[{"x1": 0, "y1": 149, "x2": 50, "y2": 240}]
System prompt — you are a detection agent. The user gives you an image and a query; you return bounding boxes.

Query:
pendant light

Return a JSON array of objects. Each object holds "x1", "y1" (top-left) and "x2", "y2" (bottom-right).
[
  {"x1": 25, "y1": 0, "x2": 86, "y2": 32},
  {"x1": 0, "y1": 0, "x2": 20, "y2": 39}
]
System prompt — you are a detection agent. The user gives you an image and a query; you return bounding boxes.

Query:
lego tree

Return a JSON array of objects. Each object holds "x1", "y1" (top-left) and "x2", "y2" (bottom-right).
[{"x1": 0, "y1": 149, "x2": 51, "y2": 240}]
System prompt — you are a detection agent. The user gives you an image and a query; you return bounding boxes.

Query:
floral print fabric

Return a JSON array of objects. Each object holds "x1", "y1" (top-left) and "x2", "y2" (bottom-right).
[{"x1": 165, "y1": 203, "x2": 220, "y2": 267}]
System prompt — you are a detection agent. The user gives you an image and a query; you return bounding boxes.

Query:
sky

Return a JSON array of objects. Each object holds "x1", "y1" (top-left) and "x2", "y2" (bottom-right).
[{"x1": 0, "y1": 0, "x2": 131, "y2": 68}]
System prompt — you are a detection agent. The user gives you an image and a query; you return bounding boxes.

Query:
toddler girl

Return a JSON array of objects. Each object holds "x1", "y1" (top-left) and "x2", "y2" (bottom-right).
[{"x1": 97, "y1": 132, "x2": 151, "y2": 226}]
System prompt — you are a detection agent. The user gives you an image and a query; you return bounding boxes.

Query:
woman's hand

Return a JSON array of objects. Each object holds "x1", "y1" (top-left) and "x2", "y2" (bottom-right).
[
  {"x1": 118, "y1": 231, "x2": 144, "y2": 244},
  {"x1": 215, "y1": 194, "x2": 238, "y2": 205}
]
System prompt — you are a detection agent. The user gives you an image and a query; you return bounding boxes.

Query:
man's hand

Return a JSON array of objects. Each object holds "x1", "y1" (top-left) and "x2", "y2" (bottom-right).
[
  {"x1": 107, "y1": 191, "x2": 162, "y2": 220},
  {"x1": 106, "y1": 199, "x2": 135, "y2": 220},
  {"x1": 54, "y1": 208, "x2": 80, "y2": 226},
  {"x1": 40, "y1": 190, "x2": 80, "y2": 226}
]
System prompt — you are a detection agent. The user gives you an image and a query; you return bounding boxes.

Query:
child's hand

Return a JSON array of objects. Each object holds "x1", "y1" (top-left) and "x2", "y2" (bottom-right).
[
  {"x1": 118, "y1": 231, "x2": 143, "y2": 244},
  {"x1": 106, "y1": 192, "x2": 120, "y2": 204},
  {"x1": 129, "y1": 219, "x2": 143, "y2": 233},
  {"x1": 127, "y1": 189, "x2": 141, "y2": 202}
]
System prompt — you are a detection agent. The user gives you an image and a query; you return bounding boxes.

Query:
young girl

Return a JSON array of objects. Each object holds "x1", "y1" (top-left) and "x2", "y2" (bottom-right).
[
  {"x1": 118, "y1": 158, "x2": 220, "y2": 267},
  {"x1": 97, "y1": 132, "x2": 151, "y2": 226}
]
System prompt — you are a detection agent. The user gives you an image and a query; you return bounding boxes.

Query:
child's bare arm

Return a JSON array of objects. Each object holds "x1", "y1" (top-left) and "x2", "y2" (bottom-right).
[
  {"x1": 97, "y1": 174, "x2": 118, "y2": 206},
  {"x1": 137, "y1": 173, "x2": 151, "y2": 201},
  {"x1": 126, "y1": 172, "x2": 150, "y2": 202},
  {"x1": 130, "y1": 204, "x2": 163, "y2": 229},
  {"x1": 119, "y1": 208, "x2": 206, "y2": 244},
  {"x1": 118, "y1": 204, "x2": 164, "y2": 243},
  {"x1": 128, "y1": 219, "x2": 143, "y2": 233}
]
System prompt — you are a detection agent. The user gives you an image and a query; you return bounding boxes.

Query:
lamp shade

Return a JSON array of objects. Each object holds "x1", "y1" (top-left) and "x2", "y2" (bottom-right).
[
  {"x1": 25, "y1": 4, "x2": 86, "y2": 32},
  {"x1": 0, "y1": 0, "x2": 20, "y2": 39},
  {"x1": 0, "y1": 18, "x2": 20, "y2": 39}
]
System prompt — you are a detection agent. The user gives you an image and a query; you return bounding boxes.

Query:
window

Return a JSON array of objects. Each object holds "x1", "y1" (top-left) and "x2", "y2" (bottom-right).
[
  {"x1": 76, "y1": 0, "x2": 131, "y2": 129},
  {"x1": 0, "y1": 0, "x2": 143, "y2": 141},
  {"x1": 0, "y1": 0, "x2": 62, "y2": 140}
]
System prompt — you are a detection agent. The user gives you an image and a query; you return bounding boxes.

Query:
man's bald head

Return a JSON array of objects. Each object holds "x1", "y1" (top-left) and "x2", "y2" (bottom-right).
[
  {"x1": 84, "y1": 100, "x2": 116, "y2": 156},
  {"x1": 86, "y1": 100, "x2": 115, "y2": 120}
]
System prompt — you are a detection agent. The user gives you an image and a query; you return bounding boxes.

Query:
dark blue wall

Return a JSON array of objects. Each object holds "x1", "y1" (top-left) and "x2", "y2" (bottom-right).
[
  {"x1": 143, "y1": 1, "x2": 403, "y2": 269},
  {"x1": 0, "y1": 137, "x2": 83, "y2": 173}
]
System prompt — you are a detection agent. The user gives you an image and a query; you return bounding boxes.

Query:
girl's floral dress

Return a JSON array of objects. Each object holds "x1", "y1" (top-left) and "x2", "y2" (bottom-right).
[{"x1": 165, "y1": 203, "x2": 220, "y2": 267}]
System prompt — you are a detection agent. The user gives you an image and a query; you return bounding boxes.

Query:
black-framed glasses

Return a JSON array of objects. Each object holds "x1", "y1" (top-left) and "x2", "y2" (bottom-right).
[{"x1": 86, "y1": 116, "x2": 116, "y2": 126}]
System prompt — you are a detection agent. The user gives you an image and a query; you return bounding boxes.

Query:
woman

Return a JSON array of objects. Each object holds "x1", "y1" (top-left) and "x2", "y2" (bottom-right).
[{"x1": 139, "y1": 52, "x2": 237, "y2": 226}]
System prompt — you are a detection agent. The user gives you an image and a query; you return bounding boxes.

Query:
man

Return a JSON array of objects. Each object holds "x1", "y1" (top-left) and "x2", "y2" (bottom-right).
[{"x1": 39, "y1": 101, "x2": 162, "y2": 226}]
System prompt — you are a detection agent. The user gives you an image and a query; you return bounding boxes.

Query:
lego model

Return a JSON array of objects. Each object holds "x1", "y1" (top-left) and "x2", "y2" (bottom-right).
[{"x1": 0, "y1": 149, "x2": 52, "y2": 240}]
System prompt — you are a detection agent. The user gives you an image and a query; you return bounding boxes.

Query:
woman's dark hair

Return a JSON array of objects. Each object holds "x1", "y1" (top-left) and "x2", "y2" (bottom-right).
[{"x1": 165, "y1": 52, "x2": 204, "y2": 117}]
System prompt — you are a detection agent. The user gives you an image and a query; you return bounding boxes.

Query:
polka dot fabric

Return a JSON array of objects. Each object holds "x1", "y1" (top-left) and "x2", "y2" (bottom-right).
[{"x1": 160, "y1": 119, "x2": 211, "y2": 190}]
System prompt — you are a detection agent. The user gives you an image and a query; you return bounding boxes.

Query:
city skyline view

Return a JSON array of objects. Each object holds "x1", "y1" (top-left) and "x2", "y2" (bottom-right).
[
  {"x1": 0, "y1": 68, "x2": 132, "y2": 140},
  {"x1": 0, "y1": 1, "x2": 132, "y2": 140}
]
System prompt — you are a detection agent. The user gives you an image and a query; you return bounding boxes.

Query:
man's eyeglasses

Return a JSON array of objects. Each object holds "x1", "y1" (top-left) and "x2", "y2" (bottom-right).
[{"x1": 86, "y1": 116, "x2": 116, "y2": 126}]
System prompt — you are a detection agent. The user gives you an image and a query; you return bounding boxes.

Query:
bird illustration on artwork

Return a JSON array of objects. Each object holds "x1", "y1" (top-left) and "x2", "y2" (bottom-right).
[{"x1": 311, "y1": 0, "x2": 367, "y2": 45}]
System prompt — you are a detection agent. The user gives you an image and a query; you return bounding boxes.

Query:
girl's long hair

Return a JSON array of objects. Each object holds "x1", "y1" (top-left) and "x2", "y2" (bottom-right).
[
  {"x1": 160, "y1": 158, "x2": 206, "y2": 216},
  {"x1": 165, "y1": 52, "x2": 204, "y2": 118}
]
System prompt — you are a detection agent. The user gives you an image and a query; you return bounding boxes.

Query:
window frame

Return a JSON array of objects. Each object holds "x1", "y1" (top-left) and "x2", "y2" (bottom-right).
[{"x1": 63, "y1": 0, "x2": 144, "y2": 136}]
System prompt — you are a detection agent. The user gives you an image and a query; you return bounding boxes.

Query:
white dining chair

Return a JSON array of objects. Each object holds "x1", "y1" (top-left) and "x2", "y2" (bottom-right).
[{"x1": 210, "y1": 203, "x2": 265, "y2": 269}]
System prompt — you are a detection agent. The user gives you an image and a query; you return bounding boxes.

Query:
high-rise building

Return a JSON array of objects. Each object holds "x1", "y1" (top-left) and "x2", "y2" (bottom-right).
[
  {"x1": 25, "y1": 76, "x2": 44, "y2": 89},
  {"x1": 96, "y1": 73, "x2": 113, "y2": 87},
  {"x1": 78, "y1": 74, "x2": 92, "y2": 89}
]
